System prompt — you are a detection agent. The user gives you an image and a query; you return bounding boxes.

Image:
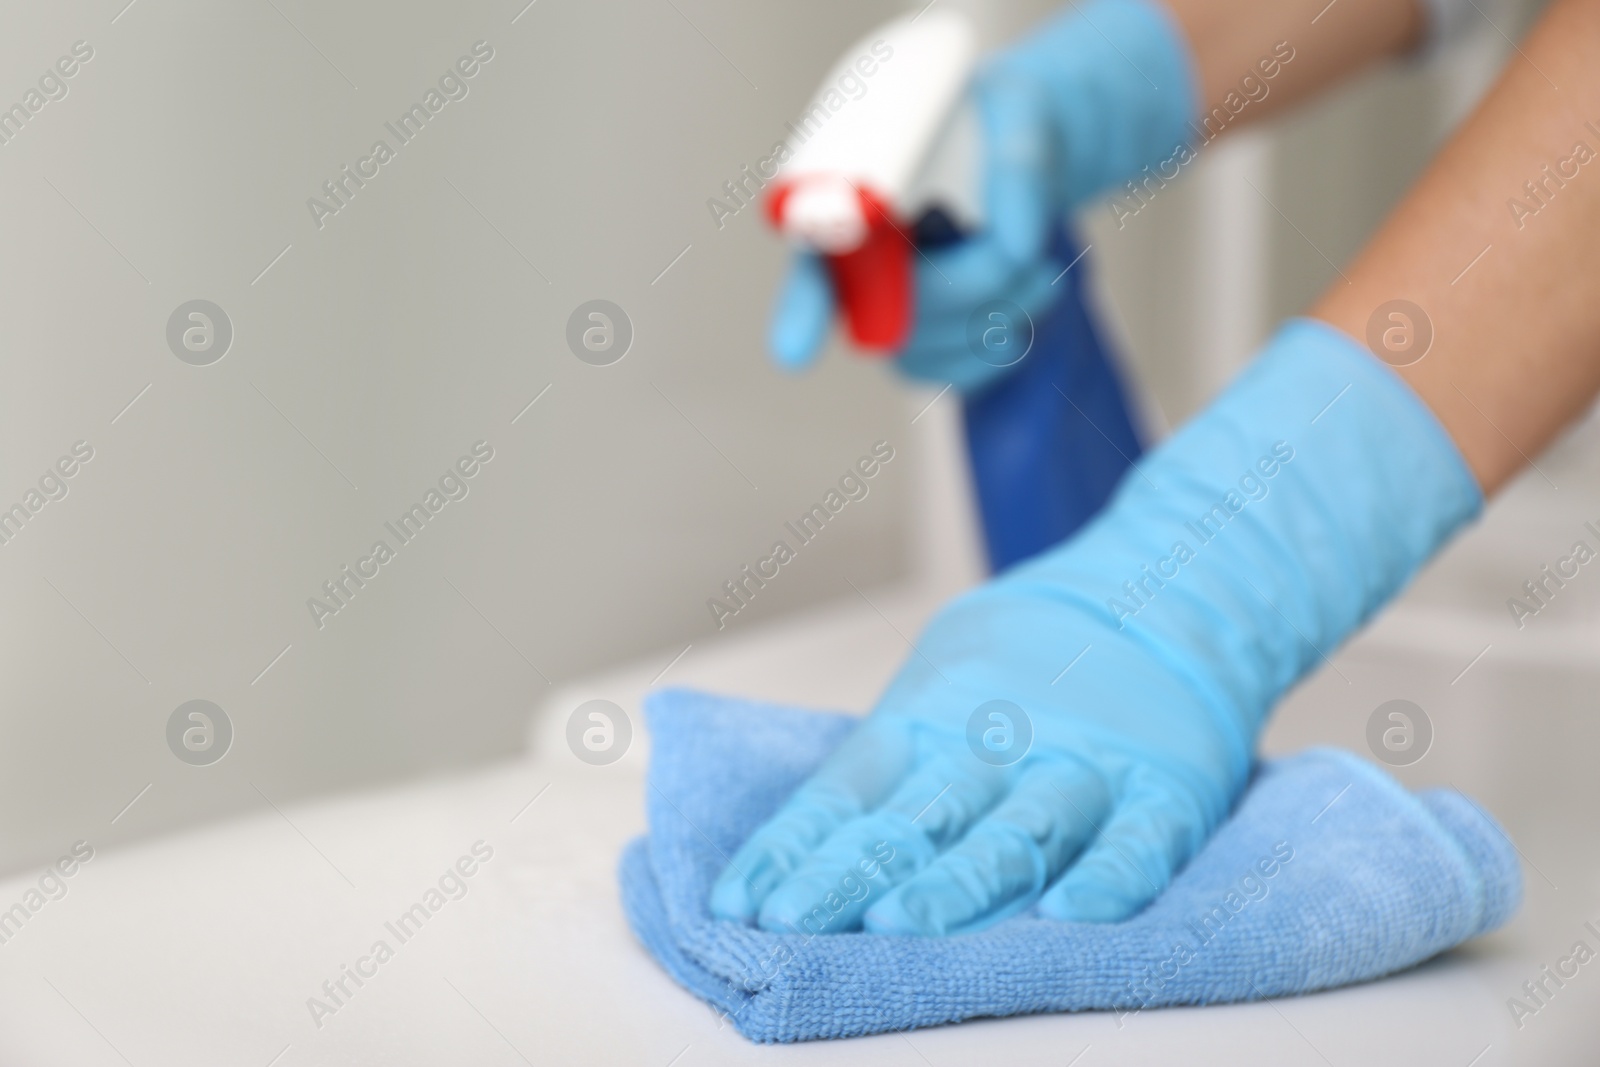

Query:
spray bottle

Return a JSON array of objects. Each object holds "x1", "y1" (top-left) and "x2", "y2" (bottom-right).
[
  {"x1": 766, "y1": 11, "x2": 982, "y2": 351},
  {"x1": 766, "y1": 11, "x2": 1145, "y2": 571}
]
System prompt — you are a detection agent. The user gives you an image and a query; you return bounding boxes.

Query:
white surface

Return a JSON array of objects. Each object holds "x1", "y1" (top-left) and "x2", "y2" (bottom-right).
[
  {"x1": 0, "y1": 582, "x2": 1597, "y2": 1066},
  {"x1": 5, "y1": 1, "x2": 1581, "y2": 1061},
  {"x1": 5, "y1": 415, "x2": 1600, "y2": 1065}
]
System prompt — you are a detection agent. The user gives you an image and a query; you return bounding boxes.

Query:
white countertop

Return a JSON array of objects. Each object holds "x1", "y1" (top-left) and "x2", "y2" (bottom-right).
[{"x1": 0, "y1": 573, "x2": 1596, "y2": 1067}]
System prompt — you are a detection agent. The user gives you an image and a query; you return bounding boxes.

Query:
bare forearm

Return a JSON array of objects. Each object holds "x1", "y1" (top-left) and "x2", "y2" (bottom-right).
[
  {"x1": 1314, "y1": 0, "x2": 1600, "y2": 495},
  {"x1": 1164, "y1": 0, "x2": 1426, "y2": 129}
]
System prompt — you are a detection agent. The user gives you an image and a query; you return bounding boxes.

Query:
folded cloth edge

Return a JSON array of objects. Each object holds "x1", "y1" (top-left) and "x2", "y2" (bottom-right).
[{"x1": 621, "y1": 687, "x2": 1523, "y2": 1042}]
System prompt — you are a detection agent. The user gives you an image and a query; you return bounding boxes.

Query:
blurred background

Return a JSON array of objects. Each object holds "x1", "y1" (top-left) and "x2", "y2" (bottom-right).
[
  {"x1": 12, "y1": 0, "x2": 1600, "y2": 1063},
  {"x1": 0, "y1": 0, "x2": 1565, "y2": 883}
]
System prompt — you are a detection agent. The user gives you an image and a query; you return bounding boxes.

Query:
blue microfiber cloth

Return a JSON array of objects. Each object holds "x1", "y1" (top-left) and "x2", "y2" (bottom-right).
[{"x1": 620, "y1": 688, "x2": 1521, "y2": 1043}]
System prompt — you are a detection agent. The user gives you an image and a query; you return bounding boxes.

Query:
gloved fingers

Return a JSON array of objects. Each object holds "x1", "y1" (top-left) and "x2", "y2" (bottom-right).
[
  {"x1": 1036, "y1": 778, "x2": 1208, "y2": 923},
  {"x1": 1004, "y1": 256, "x2": 1070, "y2": 326},
  {"x1": 895, "y1": 222, "x2": 1055, "y2": 392},
  {"x1": 755, "y1": 752, "x2": 1006, "y2": 934},
  {"x1": 752, "y1": 811, "x2": 932, "y2": 935},
  {"x1": 913, "y1": 236, "x2": 1038, "y2": 311},
  {"x1": 897, "y1": 259, "x2": 1062, "y2": 393},
  {"x1": 709, "y1": 718, "x2": 915, "y2": 923},
  {"x1": 908, "y1": 255, "x2": 1063, "y2": 338},
  {"x1": 873, "y1": 750, "x2": 1008, "y2": 848},
  {"x1": 767, "y1": 251, "x2": 835, "y2": 372},
  {"x1": 863, "y1": 757, "x2": 1112, "y2": 936},
  {"x1": 902, "y1": 358, "x2": 1012, "y2": 395},
  {"x1": 972, "y1": 70, "x2": 1055, "y2": 265},
  {"x1": 896, "y1": 336, "x2": 1014, "y2": 394}
]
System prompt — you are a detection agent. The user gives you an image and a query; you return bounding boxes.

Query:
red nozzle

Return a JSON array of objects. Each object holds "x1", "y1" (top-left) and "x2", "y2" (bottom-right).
[{"x1": 767, "y1": 182, "x2": 913, "y2": 355}]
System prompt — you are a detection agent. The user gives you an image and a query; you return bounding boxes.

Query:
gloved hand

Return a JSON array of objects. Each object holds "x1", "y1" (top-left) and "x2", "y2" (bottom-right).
[
  {"x1": 768, "y1": 0, "x2": 1198, "y2": 393},
  {"x1": 712, "y1": 319, "x2": 1482, "y2": 935}
]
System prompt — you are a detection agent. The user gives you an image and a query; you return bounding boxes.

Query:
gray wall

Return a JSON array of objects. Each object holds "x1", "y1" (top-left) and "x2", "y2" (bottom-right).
[
  {"x1": 0, "y1": 0, "x2": 919, "y2": 870},
  {"x1": 0, "y1": 0, "x2": 1545, "y2": 873}
]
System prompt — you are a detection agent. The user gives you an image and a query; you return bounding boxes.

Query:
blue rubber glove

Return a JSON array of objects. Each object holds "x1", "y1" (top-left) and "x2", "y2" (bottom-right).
[
  {"x1": 711, "y1": 320, "x2": 1482, "y2": 935},
  {"x1": 769, "y1": 0, "x2": 1198, "y2": 392}
]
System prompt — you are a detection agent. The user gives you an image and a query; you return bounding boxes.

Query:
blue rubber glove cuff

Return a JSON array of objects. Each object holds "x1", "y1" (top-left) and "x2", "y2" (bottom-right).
[
  {"x1": 995, "y1": 0, "x2": 1199, "y2": 211},
  {"x1": 901, "y1": 318, "x2": 1482, "y2": 788},
  {"x1": 716, "y1": 320, "x2": 1480, "y2": 936}
]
